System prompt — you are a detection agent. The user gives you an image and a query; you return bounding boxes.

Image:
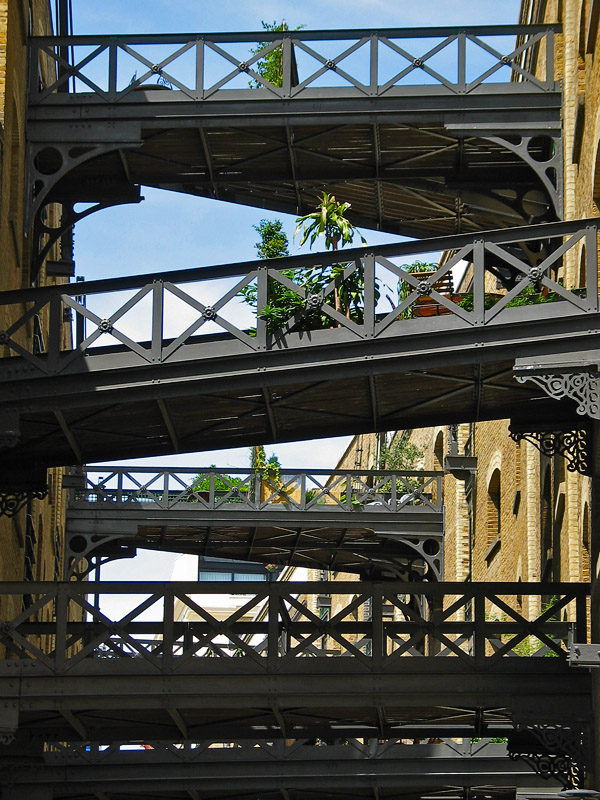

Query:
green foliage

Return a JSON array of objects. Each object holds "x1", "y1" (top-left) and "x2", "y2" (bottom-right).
[
  {"x1": 453, "y1": 294, "x2": 500, "y2": 312},
  {"x1": 397, "y1": 261, "x2": 437, "y2": 318},
  {"x1": 379, "y1": 436, "x2": 425, "y2": 472},
  {"x1": 241, "y1": 199, "x2": 373, "y2": 335},
  {"x1": 253, "y1": 219, "x2": 290, "y2": 260},
  {"x1": 192, "y1": 467, "x2": 247, "y2": 494},
  {"x1": 250, "y1": 445, "x2": 282, "y2": 486},
  {"x1": 294, "y1": 192, "x2": 366, "y2": 251},
  {"x1": 249, "y1": 20, "x2": 303, "y2": 88}
]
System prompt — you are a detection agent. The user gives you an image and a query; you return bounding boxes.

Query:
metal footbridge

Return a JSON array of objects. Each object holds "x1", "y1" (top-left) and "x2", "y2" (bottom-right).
[
  {"x1": 0, "y1": 739, "x2": 562, "y2": 800},
  {"x1": 63, "y1": 466, "x2": 444, "y2": 580},
  {"x1": 26, "y1": 25, "x2": 563, "y2": 278},
  {"x1": 0, "y1": 580, "x2": 590, "y2": 746},
  {"x1": 1, "y1": 219, "x2": 598, "y2": 488}
]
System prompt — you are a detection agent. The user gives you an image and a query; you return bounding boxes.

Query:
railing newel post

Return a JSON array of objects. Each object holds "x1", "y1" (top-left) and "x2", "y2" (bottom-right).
[
  {"x1": 586, "y1": 225, "x2": 599, "y2": 312},
  {"x1": 163, "y1": 585, "x2": 174, "y2": 673},
  {"x1": 282, "y1": 35, "x2": 292, "y2": 98},
  {"x1": 371, "y1": 584, "x2": 383, "y2": 668},
  {"x1": 267, "y1": 585, "x2": 280, "y2": 671},
  {"x1": 457, "y1": 31, "x2": 466, "y2": 93},
  {"x1": 473, "y1": 239, "x2": 485, "y2": 324},
  {"x1": 473, "y1": 588, "x2": 485, "y2": 667},
  {"x1": 151, "y1": 279, "x2": 164, "y2": 363},
  {"x1": 196, "y1": 37, "x2": 204, "y2": 100},
  {"x1": 256, "y1": 266, "x2": 268, "y2": 350},
  {"x1": 370, "y1": 34, "x2": 378, "y2": 96}
]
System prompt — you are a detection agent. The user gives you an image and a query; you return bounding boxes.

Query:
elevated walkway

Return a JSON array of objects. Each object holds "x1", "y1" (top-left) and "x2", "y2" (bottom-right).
[
  {"x1": 64, "y1": 466, "x2": 444, "y2": 580},
  {"x1": 0, "y1": 740, "x2": 560, "y2": 800},
  {"x1": 0, "y1": 220, "x2": 597, "y2": 486},
  {"x1": 27, "y1": 25, "x2": 562, "y2": 269},
  {"x1": 0, "y1": 581, "x2": 591, "y2": 745}
]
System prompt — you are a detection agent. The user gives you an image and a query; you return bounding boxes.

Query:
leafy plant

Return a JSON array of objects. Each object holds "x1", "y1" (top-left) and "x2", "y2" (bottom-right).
[
  {"x1": 249, "y1": 20, "x2": 303, "y2": 88},
  {"x1": 379, "y1": 435, "x2": 425, "y2": 472},
  {"x1": 241, "y1": 197, "x2": 373, "y2": 335},
  {"x1": 397, "y1": 261, "x2": 437, "y2": 318},
  {"x1": 191, "y1": 467, "x2": 248, "y2": 499}
]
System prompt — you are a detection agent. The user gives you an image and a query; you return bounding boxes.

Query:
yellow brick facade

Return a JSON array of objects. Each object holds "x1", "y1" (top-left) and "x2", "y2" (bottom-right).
[{"x1": 0, "y1": 2, "x2": 69, "y2": 600}]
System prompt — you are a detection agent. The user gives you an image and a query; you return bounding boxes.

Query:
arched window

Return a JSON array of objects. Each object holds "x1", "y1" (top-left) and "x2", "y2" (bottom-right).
[
  {"x1": 541, "y1": 466, "x2": 553, "y2": 581},
  {"x1": 434, "y1": 431, "x2": 444, "y2": 470},
  {"x1": 582, "y1": 503, "x2": 591, "y2": 582},
  {"x1": 486, "y1": 469, "x2": 501, "y2": 547}
]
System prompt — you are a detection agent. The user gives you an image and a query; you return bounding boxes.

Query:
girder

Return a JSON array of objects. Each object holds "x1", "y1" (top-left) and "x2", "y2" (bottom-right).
[
  {"x1": 64, "y1": 466, "x2": 444, "y2": 580},
  {"x1": 0, "y1": 740, "x2": 561, "y2": 800},
  {"x1": 0, "y1": 581, "x2": 591, "y2": 745},
  {"x1": 0, "y1": 220, "x2": 597, "y2": 479},
  {"x1": 26, "y1": 25, "x2": 563, "y2": 276}
]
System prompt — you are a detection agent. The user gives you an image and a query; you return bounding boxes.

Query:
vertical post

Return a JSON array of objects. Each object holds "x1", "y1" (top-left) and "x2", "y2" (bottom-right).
[
  {"x1": 108, "y1": 43, "x2": 117, "y2": 99},
  {"x1": 256, "y1": 267, "x2": 268, "y2": 350},
  {"x1": 54, "y1": 583, "x2": 68, "y2": 673},
  {"x1": 544, "y1": 29, "x2": 554, "y2": 89},
  {"x1": 282, "y1": 35, "x2": 292, "y2": 97},
  {"x1": 473, "y1": 587, "x2": 486, "y2": 667},
  {"x1": 370, "y1": 35, "x2": 378, "y2": 95},
  {"x1": 363, "y1": 255, "x2": 375, "y2": 338},
  {"x1": 267, "y1": 585, "x2": 279, "y2": 671},
  {"x1": 589, "y1": 420, "x2": 600, "y2": 788},
  {"x1": 196, "y1": 38, "x2": 204, "y2": 100},
  {"x1": 472, "y1": 240, "x2": 485, "y2": 324},
  {"x1": 586, "y1": 226, "x2": 599, "y2": 312},
  {"x1": 57, "y1": 0, "x2": 70, "y2": 93},
  {"x1": 47, "y1": 293, "x2": 62, "y2": 372},
  {"x1": 371, "y1": 584, "x2": 383, "y2": 669},
  {"x1": 163, "y1": 585, "x2": 174, "y2": 673},
  {"x1": 457, "y1": 32, "x2": 466, "y2": 93},
  {"x1": 151, "y1": 280, "x2": 163, "y2": 364}
]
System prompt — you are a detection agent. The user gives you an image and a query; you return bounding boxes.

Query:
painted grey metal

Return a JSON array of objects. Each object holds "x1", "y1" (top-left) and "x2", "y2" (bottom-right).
[
  {"x1": 0, "y1": 740, "x2": 561, "y2": 797},
  {"x1": 569, "y1": 642, "x2": 600, "y2": 667},
  {"x1": 0, "y1": 581, "x2": 591, "y2": 744},
  {"x1": 1, "y1": 220, "x2": 594, "y2": 379},
  {"x1": 28, "y1": 26, "x2": 560, "y2": 105},
  {"x1": 64, "y1": 466, "x2": 445, "y2": 579},
  {"x1": 0, "y1": 220, "x2": 597, "y2": 474}
]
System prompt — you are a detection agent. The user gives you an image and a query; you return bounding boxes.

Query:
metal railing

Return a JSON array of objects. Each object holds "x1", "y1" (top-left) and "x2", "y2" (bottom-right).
[
  {"x1": 0, "y1": 581, "x2": 588, "y2": 674},
  {"x1": 28, "y1": 25, "x2": 559, "y2": 105},
  {"x1": 0, "y1": 221, "x2": 596, "y2": 380},
  {"x1": 70, "y1": 466, "x2": 443, "y2": 513}
]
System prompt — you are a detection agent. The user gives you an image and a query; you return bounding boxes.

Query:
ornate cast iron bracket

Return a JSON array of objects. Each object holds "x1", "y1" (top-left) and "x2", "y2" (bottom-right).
[
  {"x1": 0, "y1": 489, "x2": 48, "y2": 518},
  {"x1": 508, "y1": 724, "x2": 588, "y2": 789},
  {"x1": 509, "y1": 425, "x2": 591, "y2": 476},
  {"x1": 515, "y1": 371, "x2": 600, "y2": 420}
]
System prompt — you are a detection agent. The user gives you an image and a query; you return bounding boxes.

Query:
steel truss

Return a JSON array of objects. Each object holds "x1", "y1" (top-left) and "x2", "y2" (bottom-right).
[
  {"x1": 0, "y1": 581, "x2": 591, "y2": 745},
  {"x1": 0, "y1": 739, "x2": 563, "y2": 799},
  {"x1": 0, "y1": 220, "x2": 598, "y2": 481},
  {"x1": 26, "y1": 25, "x2": 563, "y2": 279},
  {"x1": 63, "y1": 466, "x2": 444, "y2": 580}
]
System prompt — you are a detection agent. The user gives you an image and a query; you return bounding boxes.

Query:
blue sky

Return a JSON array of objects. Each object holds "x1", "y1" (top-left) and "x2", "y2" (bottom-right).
[{"x1": 69, "y1": 0, "x2": 522, "y2": 471}]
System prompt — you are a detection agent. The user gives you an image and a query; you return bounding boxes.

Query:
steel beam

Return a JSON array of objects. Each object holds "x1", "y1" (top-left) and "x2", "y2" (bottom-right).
[{"x1": 0, "y1": 742, "x2": 561, "y2": 797}]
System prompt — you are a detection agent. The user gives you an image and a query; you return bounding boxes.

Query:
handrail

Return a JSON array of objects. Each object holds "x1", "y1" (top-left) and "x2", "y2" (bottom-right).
[{"x1": 28, "y1": 25, "x2": 560, "y2": 105}]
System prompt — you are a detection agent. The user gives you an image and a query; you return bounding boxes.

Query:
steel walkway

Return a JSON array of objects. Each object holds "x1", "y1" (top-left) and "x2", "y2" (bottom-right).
[
  {"x1": 0, "y1": 220, "x2": 597, "y2": 487},
  {"x1": 63, "y1": 466, "x2": 444, "y2": 580},
  {"x1": 0, "y1": 581, "x2": 591, "y2": 746},
  {"x1": 27, "y1": 25, "x2": 562, "y2": 277},
  {"x1": 0, "y1": 739, "x2": 560, "y2": 800}
]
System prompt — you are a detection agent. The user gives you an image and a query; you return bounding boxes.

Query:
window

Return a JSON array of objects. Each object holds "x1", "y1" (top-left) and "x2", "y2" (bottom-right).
[
  {"x1": 486, "y1": 469, "x2": 501, "y2": 549},
  {"x1": 198, "y1": 570, "x2": 266, "y2": 582},
  {"x1": 582, "y1": 504, "x2": 591, "y2": 582}
]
